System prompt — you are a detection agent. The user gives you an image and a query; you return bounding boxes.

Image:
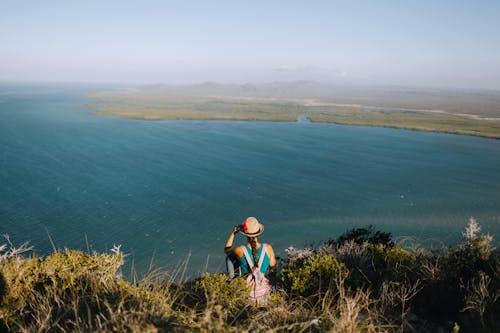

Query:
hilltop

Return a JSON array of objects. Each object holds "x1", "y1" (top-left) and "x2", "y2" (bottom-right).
[{"x1": 1, "y1": 219, "x2": 499, "y2": 332}]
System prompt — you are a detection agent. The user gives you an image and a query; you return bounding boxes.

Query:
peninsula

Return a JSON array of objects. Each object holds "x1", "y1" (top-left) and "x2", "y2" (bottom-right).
[{"x1": 88, "y1": 82, "x2": 500, "y2": 139}]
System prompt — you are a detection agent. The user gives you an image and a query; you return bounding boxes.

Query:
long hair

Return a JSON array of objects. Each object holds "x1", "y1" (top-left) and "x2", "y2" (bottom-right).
[{"x1": 247, "y1": 236, "x2": 259, "y2": 268}]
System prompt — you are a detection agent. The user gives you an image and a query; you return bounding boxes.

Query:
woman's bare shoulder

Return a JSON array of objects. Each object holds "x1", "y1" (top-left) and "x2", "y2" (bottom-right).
[
  {"x1": 264, "y1": 243, "x2": 275, "y2": 253},
  {"x1": 233, "y1": 245, "x2": 244, "y2": 258}
]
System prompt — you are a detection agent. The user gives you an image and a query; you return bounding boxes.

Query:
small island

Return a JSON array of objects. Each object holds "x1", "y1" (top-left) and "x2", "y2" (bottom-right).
[{"x1": 88, "y1": 82, "x2": 500, "y2": 139}]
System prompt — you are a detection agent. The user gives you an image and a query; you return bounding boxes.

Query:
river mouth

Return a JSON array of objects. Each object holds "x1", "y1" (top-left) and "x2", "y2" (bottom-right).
[{"x1": 297, "y1": 115, "x2": 312, "y2": 123}]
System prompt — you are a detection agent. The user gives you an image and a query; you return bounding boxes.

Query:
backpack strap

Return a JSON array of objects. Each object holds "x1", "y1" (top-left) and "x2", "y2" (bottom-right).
[
  {"x1": 242, "y1": 246, "x2": 255, "y2": 268},
  {"x1": 258, "y1": 245, "x2": 268, "y2": 271},
  {"x1": 242, "y1": 245, "x2": 268, "y2": 274}
]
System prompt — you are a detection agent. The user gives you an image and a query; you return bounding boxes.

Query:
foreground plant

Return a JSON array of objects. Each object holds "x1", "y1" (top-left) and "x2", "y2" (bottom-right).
[{"x1": 0, "y1": 218, "x2": 498, "y2": 332}]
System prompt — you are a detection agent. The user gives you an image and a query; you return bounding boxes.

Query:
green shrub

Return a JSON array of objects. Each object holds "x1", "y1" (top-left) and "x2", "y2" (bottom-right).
[
  {"x1": 0, "y1": 250, "x2": 122, "y2": 310},
  {"x1": 0, "y1": 249, "x2": 138, "y2": 331},
  {"x1": 282, "y1": 254, "x2": 348, "y2": 297},
  {"x1": 188, "y1": 272, "x2": 250, "y2": 324},
  {"x1": 329, "y1": 225, "x2": 394, "y2": 248},
  {"x1": 446, "y1": 239, "x2": 495, "y2": 284},
  {"x1": 338, "y1": 243, "x2": 417, "y2": 290},
  {"x1": 370, "y1": 244, "x2": 417, "y2": 284},
  {"x1": 411, "y1": 230, "x2": 500, "y2": 331},
  {"x1": 193, "y1": 273, "x2": 248, "y2": 307}
]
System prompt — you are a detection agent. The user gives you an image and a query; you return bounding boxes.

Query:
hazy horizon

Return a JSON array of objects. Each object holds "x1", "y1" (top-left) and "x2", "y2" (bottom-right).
[{"x1": 1, "y1": 1, "x2": 499, "y2": 89}]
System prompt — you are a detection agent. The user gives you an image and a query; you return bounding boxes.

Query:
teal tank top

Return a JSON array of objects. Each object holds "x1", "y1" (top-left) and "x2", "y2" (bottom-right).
[{"x1": 239, "y1": 244, "x2": 271, "y2": 275}]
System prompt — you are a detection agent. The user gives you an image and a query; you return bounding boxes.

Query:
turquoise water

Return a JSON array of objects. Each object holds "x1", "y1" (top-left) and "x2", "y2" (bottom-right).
[{"x1": 1, "y1": 84, "x2": 499, "y2": 277}]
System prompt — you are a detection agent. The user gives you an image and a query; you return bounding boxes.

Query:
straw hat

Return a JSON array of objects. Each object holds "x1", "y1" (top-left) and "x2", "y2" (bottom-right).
[{"x1": 239, "y1": 217, "x2": 264, "y2": 237}]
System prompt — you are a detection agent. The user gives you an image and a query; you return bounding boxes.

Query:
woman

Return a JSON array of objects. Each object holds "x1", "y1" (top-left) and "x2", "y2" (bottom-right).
[{"x1": 224, "y1": 216, "x2": 276, "y2": 306}]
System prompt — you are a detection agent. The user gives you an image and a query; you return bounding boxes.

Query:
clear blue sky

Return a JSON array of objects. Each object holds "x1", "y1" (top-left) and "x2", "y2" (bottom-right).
[{"x1": 1, "y1": 0, "x2": 499, "y2": 88}]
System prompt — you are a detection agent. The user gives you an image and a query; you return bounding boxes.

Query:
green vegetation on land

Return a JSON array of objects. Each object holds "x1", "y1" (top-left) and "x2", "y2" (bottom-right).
[
  {"x1": 87, "y1": 83, "x2": 500, "y2": 139},
  {"x1": 1, "y1": 218, "x2": 499, "y2": 332}
]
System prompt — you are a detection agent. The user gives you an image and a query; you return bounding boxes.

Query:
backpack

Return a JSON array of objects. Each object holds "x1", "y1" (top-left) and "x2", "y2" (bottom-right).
[
  {"x1": 226, "y1": 252, "x2": 241, "y2": 279},
  {"x1": 241, "y1": 245, "x2": 271, "y2": 306}
]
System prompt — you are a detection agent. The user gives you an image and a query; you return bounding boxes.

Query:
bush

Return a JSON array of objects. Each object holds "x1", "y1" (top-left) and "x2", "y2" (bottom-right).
[
  {"x1": 369, "y1": 244, "x2": 417, "y2": 286},
  {"x1": 192, "y1": 272, "x2": 248, "y2": 311},
  {"x1": 410, "y1": 219, "x2": 500, "y2": 332},
  {"x1": 0, "y1": 248, "x2": 180, "y2": 332},
  {"x1": 0, "y1": 250, "x2": 122, "y2": 311},
  {"x1": 281, "y1": 254, "x2": 348, "y2": 297},
  {"x1": 330, "y1": 241, "x2": 417, "y2": 290},
  {"x1": 0, "y1": 220, "x2": 498, "y2": 332},
  {"x1": 329, "y1": 225, "x2": 394, "y2": 248}
]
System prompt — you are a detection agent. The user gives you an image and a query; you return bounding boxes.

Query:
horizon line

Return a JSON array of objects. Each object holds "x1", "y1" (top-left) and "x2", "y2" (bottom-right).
[{"x1": 1, "y1": 79, "x2": 500, "y2": 93}]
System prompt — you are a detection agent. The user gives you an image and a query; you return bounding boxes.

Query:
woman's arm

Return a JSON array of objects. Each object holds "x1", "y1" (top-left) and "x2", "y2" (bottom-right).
[
  {"x1": 265, "y1": 244, "x2": 277, "y2": 287},
  {"x1": 224, "y1": 226, "x2": 240, "y2": 254},
  {"x1": 266, "y1": 244, "x2": 277, "y2": 267}
]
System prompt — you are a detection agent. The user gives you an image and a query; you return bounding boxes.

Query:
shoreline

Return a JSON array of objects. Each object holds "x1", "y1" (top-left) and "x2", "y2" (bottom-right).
[
  {"x1": 87, "y1": 104, "x2": 500, "y2": 140},
  {"x1": 86, "y1": 86, "x2": 500, "y2": 139}
]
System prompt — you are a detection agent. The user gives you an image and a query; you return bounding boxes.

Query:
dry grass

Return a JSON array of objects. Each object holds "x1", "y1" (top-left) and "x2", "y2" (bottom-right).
[{"x1": 1, "y1": 220, "x2": 499, "y2": 332}]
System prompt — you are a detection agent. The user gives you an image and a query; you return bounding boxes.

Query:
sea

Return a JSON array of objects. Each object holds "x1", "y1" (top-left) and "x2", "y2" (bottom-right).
[{"x1": 1, "y1": 83, "x2": 499, "y2": 278}]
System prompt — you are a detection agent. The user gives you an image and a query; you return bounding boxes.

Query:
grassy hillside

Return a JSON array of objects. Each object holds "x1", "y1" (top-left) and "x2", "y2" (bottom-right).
[{"x1": 1, "y1": 219, "x2": 499, "y2": 332}]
